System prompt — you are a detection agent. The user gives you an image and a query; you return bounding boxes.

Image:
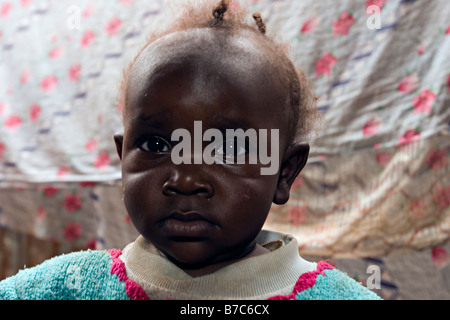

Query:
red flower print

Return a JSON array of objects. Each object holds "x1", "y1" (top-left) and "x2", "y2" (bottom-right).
[
  {"x1": 332, "y1": 11, "x2": 355, "y2": 36},
  {"x1": 82, "y1": 4, "x2": 94, "y2": 17},
  {"x1": 431, "y1": 247, "x2": 450, "y2": 269},
  {"x1": 68, "y1": 64, "x2": 81, "y2": 82},
  {"x1": 21, "y1": 0, "x2": 32, "y2": 6},
  {"x1": 49, "y1": 46, "x2": 63, "y2": 59},
  {"x1": 4, "y1": 114, "x2": 22, "y2": 131},
  {"x1": 57, "y1": 165, "x2": 69, "y2": 178},
  {"x1": 94, "y1": 151, "x2": 111, "y2": 169},
  {"x1": 315, "y1": 52, "x2": 337, "y2": 77},
  {"x1": 417, "y1": 44, "x2": 426, "y2": 55},
  {"x1": 412, "y1": 89, "x2": 435, "y2": 115},
  {"x1": 79, "y1": 181, "x2": 96, "y2": 188},
  {"x1": 85, "y1": 238, "x2": 97, "y2": 250},
  {"x1": 446, "y1": 25, "x2": 450, "y2": 35},
  {"x1": 37, "y1": 207, "x2": 46, "y2": 220},
  {"x1": 41, "y1": 75, "x2": 58, "y2": 92},
  {"x1": 301, "y1": 15, "x2": 320, "y2": 34},
  {"x1": 1, "y1": 2, "x2": 12, "y2": 18},
  {"x1": 0, "y1": 102, "x2": 6, "y2": 115},
  {"x1": 288, "y1": 205, "x2": 308, "y2": 226},
  {"x1": 229, "y1": 1, "x2": 241, "y2": 11},
  {"x1": 29, "y1": 103, "x2": 41, "y2": 122},
  {"x1": 425, "y1": 148, "x2": 448, "y2": 172},
  {"x1": 398, "y1": 73, "x2": 419, "y2": 93},
  {"x1": 20, "y1": 70, "x2": 30, "y2": 84},
  {"x1": 292, "y1": 176, "x2": 304, "y2": 190},
  {"x1": 85, "y1": 138, "x2": 98, "y2": 151},
  {"x1": 409, "y1": 199, "x2": 427, "y2": 219},
  {"x1": 0, "y1": 141, "x2": 5, "y2": 159},
  {"x1": 105, "y1": 17, "x2": 122, "y2": 35},
  {"x1": 62, "y1": 222, "x2": 82, "y2": 242},
  {"x1": 117, "y1": 103, "x2": 124, "y2": 113},
  {"x1": 63, "y1": 193, "x2": 82, "y2": 213},
  {"x1": 432, "y1": 184, "x2": 450, "y2": 210},
  {"x1": 363, "y1": 117, "x2": 381, "y2": 136},
  {"x1": 375, "y1": 152, "x2": 392, "y2": 168},
  {"x1": 366, "y1": 0, "x2": 386, "y2": 12},
  {"x1": 120, "y1": 0, "x2": 133, "y2": 4},
  {"x1": 398, "y1": 129, "x2": 420, "y2": 146},
  {"x1": 352, "y1": 274, "x2": 366, "y2": 287},
  {"x1": 43, "y1": 186, "x2": 59, "y2": 197},
  {"x1": 81, "y1": 30, "x2": 95, "y2": 48}
]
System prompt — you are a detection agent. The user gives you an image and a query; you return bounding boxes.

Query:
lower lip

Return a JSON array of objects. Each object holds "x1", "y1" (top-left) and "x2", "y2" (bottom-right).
[{"x1": 163, "y1": 219, "x2": 215, "y2": 238}]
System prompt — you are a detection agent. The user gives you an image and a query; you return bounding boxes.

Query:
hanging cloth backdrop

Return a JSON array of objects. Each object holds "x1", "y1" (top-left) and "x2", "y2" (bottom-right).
[{"x1": 0, "y1": 0, "x2": 449, "y2": 258}]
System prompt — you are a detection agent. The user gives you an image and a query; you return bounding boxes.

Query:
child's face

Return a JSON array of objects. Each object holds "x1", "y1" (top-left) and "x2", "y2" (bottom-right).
[{"x1": 115, "y1": 29, "x2": 308, "y2": 268}]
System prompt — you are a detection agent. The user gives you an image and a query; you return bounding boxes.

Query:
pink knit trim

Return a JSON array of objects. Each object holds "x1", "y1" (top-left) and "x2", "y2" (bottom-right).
[
  {"x1": 267, "y1": 261, "x2": 334, "y2": 300},
  {"x1": 108, "y1": 249, "x2": 150, "y2": 300}
]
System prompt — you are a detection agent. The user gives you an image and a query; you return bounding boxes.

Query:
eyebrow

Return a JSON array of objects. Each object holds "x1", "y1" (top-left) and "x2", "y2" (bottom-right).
[
  {"x1": 130, "y1": 111, "x2": 255, "y2": 132},
  {"x1": 211, "y1": 114, "x2": 253, "y2": 131},
  {"x1": 131, "y1": 111, "x2": 170, "y2": 128}
]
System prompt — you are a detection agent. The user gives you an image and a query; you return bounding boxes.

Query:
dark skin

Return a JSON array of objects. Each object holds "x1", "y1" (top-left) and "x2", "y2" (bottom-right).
[{"x1": 114, "y1": 28, "x2": 309, "y2": 277}]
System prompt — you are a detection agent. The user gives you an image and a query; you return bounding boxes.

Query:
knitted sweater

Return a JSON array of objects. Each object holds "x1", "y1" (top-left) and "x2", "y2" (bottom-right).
[{"x1": 0, "y1": 230, "x2": 381, "y2": 300}]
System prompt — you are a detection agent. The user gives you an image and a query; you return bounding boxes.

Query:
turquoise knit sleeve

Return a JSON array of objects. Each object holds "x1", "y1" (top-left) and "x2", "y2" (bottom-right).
[
  {"x1": 0, "y1": 250, "x2": 129, "y2": 300},
  {"x1": 295, "y1": 268, "x2": 382, "y2": 300}
]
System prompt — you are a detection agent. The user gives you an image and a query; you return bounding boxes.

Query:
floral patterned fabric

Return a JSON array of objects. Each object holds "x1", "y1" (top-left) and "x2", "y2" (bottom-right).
[{"x1": 0, "y1": 0, "x2": 449, "y2": 298}]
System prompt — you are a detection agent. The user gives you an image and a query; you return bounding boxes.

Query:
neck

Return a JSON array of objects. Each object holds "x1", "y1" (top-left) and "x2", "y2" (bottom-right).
[{"x1": 159, "y1": 244, "x2": 270, "y2": 277}]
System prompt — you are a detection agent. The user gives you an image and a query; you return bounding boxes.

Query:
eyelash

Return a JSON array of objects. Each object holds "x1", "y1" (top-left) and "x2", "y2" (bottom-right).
[
  {"x1": 137, "y1": 135, "x2": 171, "y2": 153},
  {"x1": 215, "y1": 137, "x2": 249, "y2": 162},
  {"x1": 136, "y1": 135, "x2": 251, "y2": 163}
]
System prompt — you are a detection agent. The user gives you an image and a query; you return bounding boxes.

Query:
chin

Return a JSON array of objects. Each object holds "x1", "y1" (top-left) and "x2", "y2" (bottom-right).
[{"x1": 160, "y1": 240, "x2": 220, "y2": 269}]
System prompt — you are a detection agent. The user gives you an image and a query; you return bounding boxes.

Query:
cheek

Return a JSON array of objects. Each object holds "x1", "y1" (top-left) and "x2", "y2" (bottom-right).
[
  {"x1": 122, "y1": 176, "x2": 148, "y2": 229},
  {"x1": 121, "y1": 168, "x2": 164, "y2": 227},
  {"x1": 224, "y1": 177, "x2": 277, "y2": 225},
  {"x1": 238, "y1": 188, "x2": 269, "y2": 210},
  {"x1": 243, "y1": 175, "x2": 279, "y2": 201},
  {"x1": 121, "y1": 148, "x2": 167, "y2": 197}
]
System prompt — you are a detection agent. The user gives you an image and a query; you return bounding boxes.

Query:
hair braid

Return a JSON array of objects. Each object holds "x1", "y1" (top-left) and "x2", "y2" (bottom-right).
[
  {"x1": 252, "y1": 12, "x2": 266, "y2": 35},
  {"x1": 212, "y1": 0, "x2": 229, "y2": 22}
]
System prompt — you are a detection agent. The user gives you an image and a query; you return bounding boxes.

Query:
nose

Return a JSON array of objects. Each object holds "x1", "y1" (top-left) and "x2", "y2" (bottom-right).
[{"x1": 162, "y1": 166, "x2": 214, "y2": 198}]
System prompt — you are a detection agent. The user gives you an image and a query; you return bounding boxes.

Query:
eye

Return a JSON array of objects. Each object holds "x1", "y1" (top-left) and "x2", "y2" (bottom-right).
[
  {"x1": 216, "y1": 137, "x2": 248, "y2": 163},
  {"x1": 139, "y1": 136, "x2": 170, "y2": 153}
]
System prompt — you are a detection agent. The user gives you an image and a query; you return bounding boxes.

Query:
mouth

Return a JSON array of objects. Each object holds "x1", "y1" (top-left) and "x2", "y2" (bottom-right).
[{"x1": 160, "y1": 211, "x2": 217, "y2": 240}]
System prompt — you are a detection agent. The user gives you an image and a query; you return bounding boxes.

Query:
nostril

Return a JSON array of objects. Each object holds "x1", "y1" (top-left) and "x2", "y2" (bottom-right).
[
  {"x1": 192, "y1": 186, "x2": 213, "y2": 197},
  {"x1": 162, "y1": 185, "x2": 179, "y2": 196},
  {"x1": 162, "y1": 180, "x2": 214, "y2": 198}
]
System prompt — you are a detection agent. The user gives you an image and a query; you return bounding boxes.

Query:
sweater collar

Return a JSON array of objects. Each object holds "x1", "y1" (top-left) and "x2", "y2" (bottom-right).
[{"x1": 120, "y1": 230, "x2": 316, "y2": 299}]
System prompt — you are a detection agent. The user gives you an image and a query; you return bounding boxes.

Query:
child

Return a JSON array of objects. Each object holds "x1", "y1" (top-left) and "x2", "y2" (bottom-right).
[{"x1": 0, "y1": 0, "x2": 380, "y2": 300}]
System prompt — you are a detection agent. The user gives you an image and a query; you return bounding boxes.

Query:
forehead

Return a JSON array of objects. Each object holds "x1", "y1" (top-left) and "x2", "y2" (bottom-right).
[
  {"x1": 126, "y1": 28, "x2": 289, "y2": 109},
  {"x1": 129, "y1": 29, "x2": 265, "y2": 83}
]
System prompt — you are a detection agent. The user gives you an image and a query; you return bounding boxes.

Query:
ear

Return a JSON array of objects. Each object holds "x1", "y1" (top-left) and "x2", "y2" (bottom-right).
[
  {"x1": 114, "y1": 133, "x2": 124, "y2": 161},
  {"x1": 273, "y1": 143, "x2": 309, "y2": 205}
]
